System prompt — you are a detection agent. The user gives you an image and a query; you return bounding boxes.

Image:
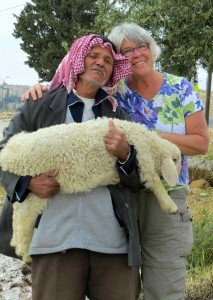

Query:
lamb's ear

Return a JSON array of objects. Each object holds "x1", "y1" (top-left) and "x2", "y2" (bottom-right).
[{"x1": 161, "y1": 158, "x2": 179, "y2": 187}]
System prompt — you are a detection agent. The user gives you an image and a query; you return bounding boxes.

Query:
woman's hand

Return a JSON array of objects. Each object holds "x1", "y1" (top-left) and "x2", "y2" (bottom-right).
[{"x1": 21, "y1": 84, "x2": 48, "y2": 101}]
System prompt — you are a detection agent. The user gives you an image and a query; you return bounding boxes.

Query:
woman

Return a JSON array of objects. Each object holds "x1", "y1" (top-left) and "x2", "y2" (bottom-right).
[
  {"x1": 22, "y1": 23, "x2": 209, "y2": 300},
  {"x1": 108, "y1": 23, "x2": 209, "y2": 300}
]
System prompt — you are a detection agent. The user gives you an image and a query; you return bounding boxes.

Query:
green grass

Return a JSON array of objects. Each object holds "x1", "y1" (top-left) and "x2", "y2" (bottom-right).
[
  {"x1": 188, "y1": 209, "x2": 213, "y2": 269},
  {"x1": 186, "y1": 192, "x2": 213, "y2": 299}
]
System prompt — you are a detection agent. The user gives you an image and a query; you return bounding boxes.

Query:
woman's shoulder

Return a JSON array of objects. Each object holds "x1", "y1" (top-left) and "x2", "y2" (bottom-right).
[
  {"x1": 164, "y1": 72, "x2": 188, "y2": 85},
  {"x1": 164, "y1": 72, "x2": 194, "y2": 93}
]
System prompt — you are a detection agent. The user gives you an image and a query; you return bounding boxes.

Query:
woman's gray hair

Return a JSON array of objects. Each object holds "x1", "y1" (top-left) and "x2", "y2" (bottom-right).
[{"x1": 108, "y1": 23, "x2": 161, "y2": 62}]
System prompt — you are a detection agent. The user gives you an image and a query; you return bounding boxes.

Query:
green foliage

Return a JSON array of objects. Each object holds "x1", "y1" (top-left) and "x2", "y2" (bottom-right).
[
  {"x1": 93, "y1": 0, "x2": 213, "y2": 79},
  {"x1": 92, "y1": 0, "x2": 129, "y2": 35},
  {"x1": 13, "y1": 0, "x2": 213, "y2": 81},
  {"x1": 13, "y1": 0, "x2": 99, "y2": 81},
  {"x1": 188, "y1": 209, "x2": 213, "y2": 269},
  {"x1": 126, "y1": 0, "x2": 213, "y2": 78}
]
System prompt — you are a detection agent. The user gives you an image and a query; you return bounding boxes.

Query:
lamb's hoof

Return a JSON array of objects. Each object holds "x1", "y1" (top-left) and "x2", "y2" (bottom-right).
[
  {"x1": 167, "y1": 203, "x2": 179, "y2": 215},
  {"x1": 162, "y1": 200, "x2": 179, "y2": 214}
]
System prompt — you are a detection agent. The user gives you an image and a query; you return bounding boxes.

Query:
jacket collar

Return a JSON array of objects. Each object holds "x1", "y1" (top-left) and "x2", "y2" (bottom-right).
[
  {"x1": 67, "y1": 88, "x2": 118, "y2": 122},
  {"x1": 67, "y1": 88, "x2": 110, "y2": 107},
  {"x1": 41, "y1": 86, "x2": 119, "y2": 127}
]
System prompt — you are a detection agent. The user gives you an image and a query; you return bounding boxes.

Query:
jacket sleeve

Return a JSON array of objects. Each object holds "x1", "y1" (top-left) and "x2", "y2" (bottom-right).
[
  {"x1": 0, "y1": 102, "x2": 32, "y2": 201},
  {"x1": 117, "y1": 150, "x2": 143, "y2": 192},
  {"x1": 115, "y1": 106, "x2": 144, "y2": 192}
]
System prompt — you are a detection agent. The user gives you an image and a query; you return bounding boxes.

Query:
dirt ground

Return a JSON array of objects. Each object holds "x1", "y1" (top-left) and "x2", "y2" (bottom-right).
[{"x1": 0, "y1": 254, "x2": 32, "y2": 300}]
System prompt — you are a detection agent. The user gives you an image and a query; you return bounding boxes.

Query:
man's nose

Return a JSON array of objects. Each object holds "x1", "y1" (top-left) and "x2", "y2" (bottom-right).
[{"x1": 96, "y1": 57, "x2": 104, "y2": 66}]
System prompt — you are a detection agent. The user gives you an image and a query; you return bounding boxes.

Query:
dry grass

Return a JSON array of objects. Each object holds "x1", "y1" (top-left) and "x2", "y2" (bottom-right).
[
  {"x1": 188, "y1": 188, "x2": 213, "y2": 220},
  {"x1": 0, "y1": 112, "x2": 14, "y2": 120},
  {"x1": 186, "y1": 266, "x2": 213, "y2": 300}
]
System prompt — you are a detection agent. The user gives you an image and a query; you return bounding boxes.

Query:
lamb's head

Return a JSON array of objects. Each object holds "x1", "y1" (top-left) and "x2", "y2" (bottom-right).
[{"x1": 155, "y1": 138, "x2": 181, "y2": 187}]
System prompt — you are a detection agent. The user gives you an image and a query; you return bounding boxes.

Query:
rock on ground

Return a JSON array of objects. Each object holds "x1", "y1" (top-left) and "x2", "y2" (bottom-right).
[{"x1": 0, "y1": 255, "x2": 31, "y2": 300}]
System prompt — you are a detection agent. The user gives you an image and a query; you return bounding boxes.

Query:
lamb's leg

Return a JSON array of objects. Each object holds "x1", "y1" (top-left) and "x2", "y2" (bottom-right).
[
  {"x1": 151, "y1": 174, "x2": 179, "y2": 214},
  {"x1": 11, "y1": 195, "x2": 48, "y2": 263},
  {"x1": 11, "y1": 201, "x2": 34, "y2": 262}
]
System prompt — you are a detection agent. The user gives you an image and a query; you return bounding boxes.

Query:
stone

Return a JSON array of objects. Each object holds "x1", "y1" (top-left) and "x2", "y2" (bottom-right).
[{"x1": 189, "y1": 179, "x2": 210, "y2": 189}]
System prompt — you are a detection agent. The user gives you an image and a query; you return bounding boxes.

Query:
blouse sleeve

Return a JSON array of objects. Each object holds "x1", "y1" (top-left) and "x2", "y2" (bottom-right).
[{"x1": 180, "y1": 77, "x2": 205, "y2": 117}]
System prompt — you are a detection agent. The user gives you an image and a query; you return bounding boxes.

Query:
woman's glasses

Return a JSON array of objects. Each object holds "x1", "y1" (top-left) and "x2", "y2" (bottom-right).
[{"x1": 121, "y1": 42, "x2": 149, "y2": 57}]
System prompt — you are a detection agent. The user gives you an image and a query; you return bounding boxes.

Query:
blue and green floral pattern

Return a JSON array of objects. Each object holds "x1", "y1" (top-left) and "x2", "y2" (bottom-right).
[{"x1": 116, "y1": 72, "x2": 204, "y2": 189}]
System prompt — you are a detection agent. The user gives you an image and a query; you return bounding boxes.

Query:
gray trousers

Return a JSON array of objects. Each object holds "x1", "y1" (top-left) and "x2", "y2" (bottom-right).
[
  {"x1": 32, "y1": 249, "x2": 136, "y2": 300},
  {"x1": 138, "y1": 188, "x2": 193, "y2": 300}
]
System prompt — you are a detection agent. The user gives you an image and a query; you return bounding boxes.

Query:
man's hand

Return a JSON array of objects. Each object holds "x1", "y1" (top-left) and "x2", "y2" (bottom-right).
[
  {"x1": 104, "y1": 120, "x2": 130, "y2": 162},
  {"x1": 27, "y1": 170, "x2": 60, "y2": 198},
  {"x1": 21, "y1": 84, "x2": 48, "y2": 101}
]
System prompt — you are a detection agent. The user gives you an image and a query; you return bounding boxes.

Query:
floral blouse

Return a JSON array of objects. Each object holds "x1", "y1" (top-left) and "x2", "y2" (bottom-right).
[{"x1": 116, "y1": 72, "x2": 204, "y2": 189}]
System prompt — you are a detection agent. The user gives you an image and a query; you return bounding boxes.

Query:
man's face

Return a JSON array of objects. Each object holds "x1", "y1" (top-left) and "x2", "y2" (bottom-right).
[{"x1": 79, "y1": 45, "x2": 114, "y2": 87}]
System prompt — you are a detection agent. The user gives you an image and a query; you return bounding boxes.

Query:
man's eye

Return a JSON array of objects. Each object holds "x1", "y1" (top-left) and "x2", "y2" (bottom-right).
[{"x1": 105, "y1": 59, "x2": 113, "y2": 65}]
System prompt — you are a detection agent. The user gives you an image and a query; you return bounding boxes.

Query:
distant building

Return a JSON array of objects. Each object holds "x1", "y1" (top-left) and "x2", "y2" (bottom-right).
[{"x1": 0, "y1": 84, "x2": 30, "y2": 111}]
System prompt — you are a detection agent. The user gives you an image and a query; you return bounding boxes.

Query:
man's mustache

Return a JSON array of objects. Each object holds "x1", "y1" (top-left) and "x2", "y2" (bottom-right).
[{"x1": 89, "y1": 65, "x2": 105, "y2": 76}]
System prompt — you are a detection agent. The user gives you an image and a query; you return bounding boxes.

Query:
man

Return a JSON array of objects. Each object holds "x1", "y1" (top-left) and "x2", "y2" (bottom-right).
[{"x1": 0, "y1": 34, "x2": 142, "y2": 300}]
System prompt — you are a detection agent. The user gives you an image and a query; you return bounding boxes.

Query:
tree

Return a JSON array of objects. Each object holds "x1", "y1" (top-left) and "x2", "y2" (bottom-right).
[
  {"x1": 128, "y1": 0, "x2": 213, "y2": 122},
  {"x1": 93, "y1": 0, "x2": 213, "y2": 122},
  {"x1": 13, "y1": 0, "x2": 99, "y2": 81},
  {"x1": 92, "y1": 0, "x2": 129, "y2": 35},
  {"x1": 93, "y1": 0, "x2": 213, "y2": 79},
  {"x1": 127, "y1": 0, "x2": 213, "y2": 79}
]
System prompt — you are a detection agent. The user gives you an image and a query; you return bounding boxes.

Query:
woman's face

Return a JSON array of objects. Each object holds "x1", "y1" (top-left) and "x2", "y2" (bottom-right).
[{"x1": 120, "y1": 38, "x2": 153, "y2": 78}]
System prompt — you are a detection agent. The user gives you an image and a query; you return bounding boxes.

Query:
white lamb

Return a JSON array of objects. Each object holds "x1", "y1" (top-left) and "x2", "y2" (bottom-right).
[{"x1": 0, "y1": 118, "x2": 181, "y2": 262}]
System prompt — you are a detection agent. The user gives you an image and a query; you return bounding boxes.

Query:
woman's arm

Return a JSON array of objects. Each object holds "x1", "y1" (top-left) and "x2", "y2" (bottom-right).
[
  {"x1": 21, "y1": 83, "x2": 48, "y2": 101},
  {"x1": 159, "y1": 110, "x2": 209, "y2": 155}
]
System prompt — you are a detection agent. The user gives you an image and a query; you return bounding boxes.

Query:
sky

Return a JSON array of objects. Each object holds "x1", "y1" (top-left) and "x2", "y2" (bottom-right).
[
  {"x1": 0, "y1": 0, "x2": 212, "y2": 90},
  {"x1": 0, "y1": 0, "x2": 38, "y2": 86}
]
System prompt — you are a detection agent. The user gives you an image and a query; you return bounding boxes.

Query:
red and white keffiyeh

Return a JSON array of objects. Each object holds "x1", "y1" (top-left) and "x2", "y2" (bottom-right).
[{"x1": 49, "y1": 34, "x2": 132, "y2": 95}]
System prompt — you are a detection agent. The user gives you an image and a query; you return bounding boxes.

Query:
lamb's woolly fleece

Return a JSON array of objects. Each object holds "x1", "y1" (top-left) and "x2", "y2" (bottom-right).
[{"x1": 0, "y1": 118, "x2": 181, "y2": 262}]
